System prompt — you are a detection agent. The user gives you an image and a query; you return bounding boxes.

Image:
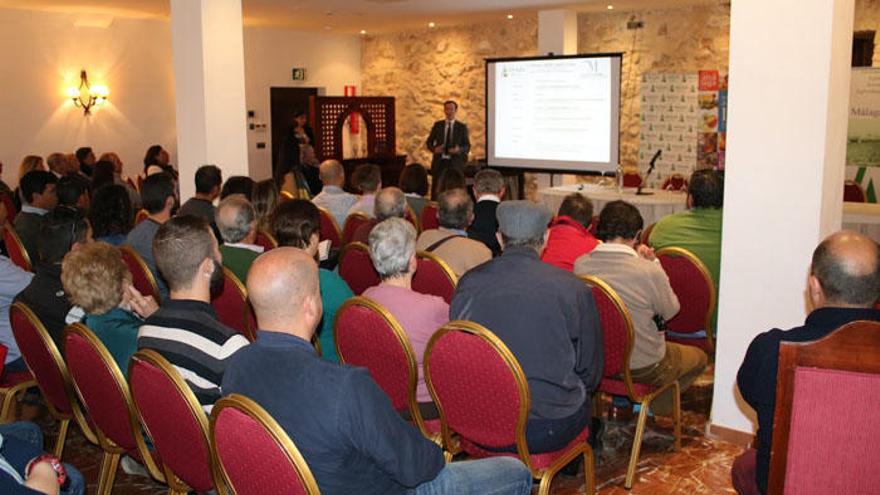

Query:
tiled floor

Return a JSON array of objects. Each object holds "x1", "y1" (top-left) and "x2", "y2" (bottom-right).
[{"x1": 15, "y1": 366, "x2": 742, "y2": 494}]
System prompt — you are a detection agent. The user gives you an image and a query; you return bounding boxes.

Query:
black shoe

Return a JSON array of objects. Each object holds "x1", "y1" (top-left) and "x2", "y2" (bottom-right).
[{"x1": 587, "y1": 416, "x2": 605, "y2": 452}]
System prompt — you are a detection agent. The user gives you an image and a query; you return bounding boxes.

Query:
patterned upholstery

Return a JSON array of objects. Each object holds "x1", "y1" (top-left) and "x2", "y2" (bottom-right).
[
  {"x1": 656, "y1": 247, "x2": 715, "y2": 352},
  {"x1": 584, "y1": 281, "x2": 630, "y2": 380},
  {"x1": 337, "y1": 243, "x2": 380, "y2": 295},
  {"x1": 661, "y1": 174, "x2": 688, "y2": 191},
  {"x1": 255, "y1": 229, "x2": 278, "y2": 251},
  {"x1": 211, "y1": 395, "x2": 320, "y2": 495},
  {"x1": 342, "y1": 213, "x2": 371, "y2": 246},
  {"x1": 622, "y1": 172, "x2": 643, "y2": 188},
  {"x1": 317, "y1": 207, "x2": 342, "y2": 248},
  {"x1": 120, "y1": 247, "x2": 160, "y2": 302},
  {"x1": 212, "y1": 268, "x2": 254, "y2": 341},
  {"x1": 844, "y1": 180, "x2": 867, "y2": 203},
  {"x1": 412, "y1": 254, "x2": 456, "y2": 304},
  {"x1": 3, "y1": 224, "x2": 31, "y2": 271},
  {"x1": 129, "y1": 350, "x2": 216, "y2": 493},
  {"x1": 420, "y1": 203, "x2": 439, "y2": 231}
]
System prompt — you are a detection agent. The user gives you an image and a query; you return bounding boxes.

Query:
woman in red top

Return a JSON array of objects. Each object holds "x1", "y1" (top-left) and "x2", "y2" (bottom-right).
[{"x1": 541, "y1": 193, "x2": 599, "y2": 271}]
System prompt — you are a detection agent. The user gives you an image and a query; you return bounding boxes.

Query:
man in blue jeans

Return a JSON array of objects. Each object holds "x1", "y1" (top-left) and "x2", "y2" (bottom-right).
[
  {"x1": 0, "y1": 421, "x2": 85, "y2": 495},
  {"x1": 223, "y1": 247, "x2": 533, "y2": 495}
]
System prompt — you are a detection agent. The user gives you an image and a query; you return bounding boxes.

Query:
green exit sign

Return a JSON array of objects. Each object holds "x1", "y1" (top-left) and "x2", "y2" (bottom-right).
[{"x1": 292, "y1": 68, "x2": 306, "y2": 81}]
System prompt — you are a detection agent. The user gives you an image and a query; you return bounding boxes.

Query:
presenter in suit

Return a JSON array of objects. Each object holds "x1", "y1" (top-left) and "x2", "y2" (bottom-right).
[{"x1": 426, "y1": 100, "x2": 470, "y2": 199}]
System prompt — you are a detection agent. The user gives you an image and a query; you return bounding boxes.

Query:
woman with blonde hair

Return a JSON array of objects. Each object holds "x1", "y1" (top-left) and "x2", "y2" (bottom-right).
[
  {"x1": 251, "y1": 179, "x2": 279, "y2": 233},
  {"x1": 18, "y1": 155, "x2": 44, "y2": 180}
]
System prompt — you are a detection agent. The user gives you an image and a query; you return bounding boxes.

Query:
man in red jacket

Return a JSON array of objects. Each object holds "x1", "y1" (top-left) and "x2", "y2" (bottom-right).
[{"x1": 541, "y1": 193, "x2": 599, "y2": 271}]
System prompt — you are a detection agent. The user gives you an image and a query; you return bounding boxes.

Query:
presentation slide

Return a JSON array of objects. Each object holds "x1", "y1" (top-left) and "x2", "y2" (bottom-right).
[{"x1": 486, "y1": 55, "x2": 621, "y2": 173}]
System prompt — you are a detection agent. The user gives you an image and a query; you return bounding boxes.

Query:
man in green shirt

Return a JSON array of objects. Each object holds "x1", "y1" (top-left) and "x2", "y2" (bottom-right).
[{"x1": 216, "y1": 195, "x2": 263, "y2": 284}]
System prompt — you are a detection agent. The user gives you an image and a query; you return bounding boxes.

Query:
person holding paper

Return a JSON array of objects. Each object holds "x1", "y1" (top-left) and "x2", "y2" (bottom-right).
[{"x1": 426, "y1": 100, "x2": 470, "y2": 199}]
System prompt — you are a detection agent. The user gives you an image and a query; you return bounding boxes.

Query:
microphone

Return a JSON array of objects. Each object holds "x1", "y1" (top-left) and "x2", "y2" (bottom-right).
[{"x1": 637, "y1": 149, "x2": 662, "y2": 196}]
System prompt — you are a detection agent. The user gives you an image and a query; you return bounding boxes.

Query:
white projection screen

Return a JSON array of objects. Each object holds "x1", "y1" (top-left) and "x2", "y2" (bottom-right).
[{"x1": 486, "y1": 54, "x2": 622, "y2": 173}]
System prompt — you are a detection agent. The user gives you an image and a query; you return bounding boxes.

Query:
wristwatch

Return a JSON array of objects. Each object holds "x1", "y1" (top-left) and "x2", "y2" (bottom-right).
[{"x1": 25, "y1": 455, "x2": 67, "y2": 485}]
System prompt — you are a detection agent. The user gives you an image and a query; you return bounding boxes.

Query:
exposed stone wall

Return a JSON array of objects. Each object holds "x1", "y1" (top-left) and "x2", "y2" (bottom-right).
[{"x1": 856, "y1": 0, "x2": 880, "y2": 66}]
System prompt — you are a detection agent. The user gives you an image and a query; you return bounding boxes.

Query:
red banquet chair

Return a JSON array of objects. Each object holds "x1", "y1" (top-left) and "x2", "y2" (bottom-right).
[
  {"x1": 334, "y1": 297, "x2": 438, "y2": 441},
  {"x1": 844, "y1": 180, "x2": 867, "y2": 203},
  {"x1": 254, "y1": 229, "x2": 278, "y2": 252},
  {"x1": 0, "y1": 343, "x2": 37, "y2": 422},
  {"x1": 412, "y1": 252, "x2": 457, "y2": 304},
  {"x1": 10, "y1": 302, "x2": 98, "y2": 458},
  {"x1": 4, "y1": 223, "x2": 32, "y2": 271},
  {"x1": 211, "y1": 394, "x2": 321, "y2": 495},
  {"x1": 656, "y1": 247, "x2": 716, "y2": 353},
  {"x1": 768, "y1": 321, "x2": 880, "y2": 495},
  {"x1": 341, "y1": 212, "x2": 371, "y2": 246},
  {"x1": 337, "y1": 242, "x2": 380, "y2": 295},
  {"x1": 424, "y1": 320, "x2": 595, "y2": 495},
  {"x1": 640, "y1": 223, "x2": 655, "y2": 246},
  {"x1": 622, "y1": 171, "x2": 643, "y2": 188},
  {"x1": 134, "y1": 209, "x2": 150, "y2": 226},
  {"x1": 405, "y1": 204, "x2": 421, "y2": 233},
  {"x1": 211, "y1": 268, "x2": 255, "y2": 341},
  {"x1": 579, "y1": 275, "x2": 681, "y2": 489},
  {"x1": 317, "y1": 207, "x2": 343, "y2": 249},
  {"x1": 120, "y1": 246, "x2": 161, "y2": 302},
  {"x1": 63, "y1": 324, "x2": 165, "y2": 494},
  {"x1": 128, "y1": 349, "x2": 225, "y2": 495},
  {"x1": 661, "y1": 174, "x2": 688, "y2": 191},
  {"x1": 420, "y1": 202, "x2": 440, "y2": 231}
]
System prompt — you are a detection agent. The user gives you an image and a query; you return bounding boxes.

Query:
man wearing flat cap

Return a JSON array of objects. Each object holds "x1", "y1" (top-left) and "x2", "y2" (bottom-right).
[{"x1": 450, "y1": 200, "x2": 604, "y2": 454}]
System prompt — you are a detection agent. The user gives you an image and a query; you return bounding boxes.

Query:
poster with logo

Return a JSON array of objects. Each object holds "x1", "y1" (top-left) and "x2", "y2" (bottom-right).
[
  {"x1": 847, "y1": 67, "x2": 880, "y2": 203},
  {"x1": 639, "y1": 73, "x2": 699, "y2": 188}
]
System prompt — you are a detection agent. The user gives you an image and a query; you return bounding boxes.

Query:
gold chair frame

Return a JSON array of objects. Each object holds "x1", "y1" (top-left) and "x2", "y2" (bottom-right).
[
  {"x1": 655, "y1": 246, "x2": 717, "y2": 353},
  {"x1": 341, "y1": 212, "x2": 371, "y2": 246},
  {"x1": 128, "y1": 349, "x2": 228, "y2": 495},
  {"x1": 9, "y1": 302, "x2": 98, "y2": 457},
  {"x1": 0, "y1": 372, "x2": 36, "y2": 423},
  {"x1": 405, "y1": 203, "x2": 421, "y2": 233},
  {"x1": 134, "y1": 209, "x2": 150, "y2": 225},
  {"x1": 3, "y1": 222, "x2": 32, "y2": 272},
  {"x1": 333, "y1": 296, "x2": 437, "y2": 442},
  {"x1": 579, "y1": 275, "x2": 681, "y2": 489},
  {"x1": 414, "y1": 251, "x2": 458, "y2": 299},
  {"x1": 63, "y1": 323, "x2": 165, "y2": 494},
  {"x1": 256, "y1": 228, "x2": 279, "y2": 249},
  {"x1": 120, "y1": 246, "x2": 161, "y2": 302},
  {"x1": 424, "y1": 320, "x2": 595, "y2": 495},
  {"x1": 316, "y1": 206, "x2": 343, "y2": 246},
  {"x1": 210, "y1": 394, "x2": 321, "y2": 495}
]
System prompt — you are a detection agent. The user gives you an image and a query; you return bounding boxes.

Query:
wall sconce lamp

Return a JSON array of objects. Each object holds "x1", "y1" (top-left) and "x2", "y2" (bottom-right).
[{"x1": 67, "y1": 70, "x2": 108, "y2": 116}]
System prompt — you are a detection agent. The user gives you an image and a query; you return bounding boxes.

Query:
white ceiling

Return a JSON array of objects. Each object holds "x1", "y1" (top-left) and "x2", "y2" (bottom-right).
[{"x1": 0, "y1": 0, "x2": 722, "y2": 33}]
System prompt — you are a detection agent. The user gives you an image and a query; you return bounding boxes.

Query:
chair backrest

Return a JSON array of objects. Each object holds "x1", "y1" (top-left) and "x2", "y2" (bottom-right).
[
  {"x1": 211, "y1": 394, "x2": 320, "y2": 495},
  {"x1": 334, "y1": 297, "x2": 428, "y2": 434},
  {"x1": 211, "y1": 268, "x2": 255, "y2": 341},
  {"x1": 342, "y1": 212, "x2": 371, "y2": 246},
  {"x1": 579, "y1": 276, "x2": 636, "y2": 385},
  {"x1": 656, "y1": 247, "x2": 716, "y2": 349},
  {"x1": 337, "y1": 242, "x2": 380, "y2": 295},
  {"x1": 404, "y1": 204, "x2": 421, "y2": 233},
  {"x1": 661, "y1": 174, "x2": 688, "y2": 191},
  {"x1": 254, "y1": 229, "x2": 278, "y2": 252},
  {"x1": 412, "y1": 252, "x2": 457, "y2": 304},
  {"x1": 622, "y1": 172, "x2": 643, "y2": 188},
  {"x1": 317, "y1": 207, "x2": 342, "y2": 249},
  {"x1": 420, "y1": 203, "x2": 439, "y2": 231},
  {"x1": 3, "y1": 223, "x2": 31, "y2": 271},
  {"x1": 843, "y1": 180, "x2": 867, "y2": 203},
  {"x1": 425, "y1": 321, "x2": 531, "y2": 462},
  {"x1": 1, "y1": 194, "x2": 17, "y2": 223},
  {"x1": 279, "y1": 190, "x2": 295, "y2": 202},
  {"x1": 640, "y1": 223, "x2": 655, "y2": 246},
  {"x1": 768, "y1": 321, "x2": 880, "y2": 495},
  {"x1": 63, "y1": 324, "x2": 164, "y2": 481},
  {"x1": 128, "y1": 349, "x2": 218, "y2": 493},
  {"x1": 120, "y1": 246, "x2": 161, "y2": 302},
  {"x1": 134, "y1": 209, "x2": 150, "y2": 226},
  {"x1": 588, "y1": 215, "x2": 599, "y2": 236}
]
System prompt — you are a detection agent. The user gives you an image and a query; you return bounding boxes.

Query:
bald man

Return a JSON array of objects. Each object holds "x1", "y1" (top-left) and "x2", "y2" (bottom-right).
[
  {"x1": 312, "y1": 159, "x2": 357, "y2": 228},
  {"x1": 733, "y1": 231, "x2": 880, "y2": 495},
  {"x1": 222, "y1": 248, "x2": 532, "y2": 495},
  {"x1": 350, "y1": 187, "x2": 407, "y2": 244}
]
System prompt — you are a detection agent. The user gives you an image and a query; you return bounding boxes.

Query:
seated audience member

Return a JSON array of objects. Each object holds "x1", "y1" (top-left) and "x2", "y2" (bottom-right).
[
  {"x1": 251, "y1": 179, "x2": 279, "y2": 233},
  {"x1": 215, "y1": 196, "x2": 263, "y2": 283},
  {"x1": 435, "y1": 168, "x2": 466, "y2": 195},
  {"x1": 0, "y1": 207, "x2": 34, "y2": 373},
  {"x1": 75, "y1": 146, "x2": 96, "y2": 177},
  {"x1": 399, "y1": 163, "x2": 430, "y2": 218},
  {"x1": 65, "y1": 154, "x2": 84, "y2": 179},
  {"x1": 348, "y1": 163, "x2": 382, "y2": 218},
  {"x1": 351, "y1": 187, "x2": 407, "y2": 244},
  {"x1": 89, "y1": 161, "x2": 116, "y2": 191},
  {"x1": 125, "y1": 173, "x2": 176, "y2": 300},
  {"x1": 178, "y1": 164, "x2": 222, "y2": 223},
  {"x1": 733, "y1": 231, "x2": 880, "y2": 495},
  {"x1": 88, "y1": 185, "x2": 134, "y2": 246},
  {"x1": 46, "y1": 152, "x2": 72, "y2": 179},
  {"x1": 467, "y1": 168, "x2": 505, "y2": 256},
  {"x1": 541, "y1": 193, "x2": 599, "y2": 271},
  {"x1": 649, "y1": 168, "x2": 724, "y2": 290},
  {"x1": 137, "y1": 215, "x2": 249, "y2": 408},
  {"x1": 55, "y1": 176, "x2": 90, "y2": 213},
  {"x1": 222, "y1": 247, "x2": 532, "y2": 495},
  {"x1": 220, "y1": 176, "x2": 255, "y2": 201},
  {"x1": 0, "y1": 421, "x2": 85, "y2": 495},
  {"x1": 142, "y1": 145, "x2": 170, "y2": 178},
  {"x1": 364, "y1": 218, "x2": 448, "y2": 417},
  {"x1": 573, "y1": 200, "x2": 707, "y2": 416},
  {"x1": 61, "y1": 242, "x2": 158, "y2": 376},
  {"x1": 272, "y1": 200, "x2": 353, "y2": 363},
  {"x1": 311, "y1": 159, "x2": 358, "y2": 228},
  {"x1": 416, "y1": 188, "x2": 491, "y2": 277},
  {"x1": 98, "y1": 152, "x2": 140, "y2": 209},
  {"x1": 13, "y1": 156, "x2": 46, "y2": 211},
  {"x1": 15, "y1": 209, "x2": 91, "y2": 347},
  {"x1": 451, "y1": 200, "x2": 603, "y2": 453},
  {"x1": 14, "y1": 171, "x2": 58, "y2": 263}
]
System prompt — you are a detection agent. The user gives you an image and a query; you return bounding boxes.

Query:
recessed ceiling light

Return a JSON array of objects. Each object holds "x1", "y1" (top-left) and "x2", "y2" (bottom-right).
[
  {"x1": 360, "y1": 29, "x2": 366, "y2": 34},
  {"x1": 607, "y1": 4, "x2": 614, "y2": 10},
  {"x1": 507, "y1": 14, "x2": 514, "y2": 20},
  {"x1": 428, "y1": 22, "x2": 436, "y2": 28}
]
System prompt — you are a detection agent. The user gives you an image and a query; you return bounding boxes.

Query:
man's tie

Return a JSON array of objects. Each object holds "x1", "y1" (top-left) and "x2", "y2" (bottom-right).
[{"x1": 444, "y1": 121, "x2": 453, "y2": 156}]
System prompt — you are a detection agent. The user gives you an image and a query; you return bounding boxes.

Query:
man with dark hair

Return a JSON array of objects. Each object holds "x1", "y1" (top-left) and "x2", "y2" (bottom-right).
[
  {"x1": 351, "y1": 187, "x2": 407, "y2": 244},
  {"x1": 126, "y1": 173, "x2": 176, "y2": 299},
  {"x1": 574, "y1": 200, "x2": 707, "y2": 418},
  {"x1": 426, "y1": 100, "x2": 470, "y2": 199},
  {"x1": 55, "y1": 176, "x2": 90, "y2": 212},
  {"x1": 215, "y1": 195, "x2": 262, "y2": 283},
  {"x1": 733, "y1": 231, "x2": 880, "y2": 495},
  {"x1": 649, "y1": 168, "x2": 724, "y2": 289},
  {"x1": 219, "y1": 176, "x2": 255, "y2": 201},
  {"x1": 313, "y1": 159, "x2": 357, "y2": 227},
  {"x1": 14, "y1": 171, "x2": 59, "y2": 263},
  {"x1": 348, "y1": 163, "x2": 382, "y2": 217},
  {"x1": 468, "y1": 168, "x2": 505, "y2": 256},
  {"x1": 451, "y1": 200, "x2": 603, "y2": 454},
  {"x1": 542, "y1": 193, "x2": 598, "y2": 271},
  {"x1": 15, "y1": 208, "x2": 91, "y2": 346},
  {"x1": 416, "y1": 188, "x2": 490, "y2": 277},
  {"x1": 179, "y1": 164, "x2": 222, "y2": 223},
  {"x1": 75, "y1": 147, "x2": 96, "y2": 177},
  {"x1": 137, "y1": 215, "x2": 248, "y2": 409}
]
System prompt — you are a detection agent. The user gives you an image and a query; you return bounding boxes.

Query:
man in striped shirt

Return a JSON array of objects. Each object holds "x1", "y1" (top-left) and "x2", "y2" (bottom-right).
[{"x1": 137, "y1": 215, "x2": 249, "y2": 410}]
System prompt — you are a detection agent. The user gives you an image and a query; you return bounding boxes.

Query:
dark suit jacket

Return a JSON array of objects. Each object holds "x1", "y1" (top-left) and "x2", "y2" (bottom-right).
[
  {"x1": 425, "y1": 120, "x2": 470, "y2": 170},
  {"x1": 13, "y1": 211, "x2": 44, "y2": 264},
  {"x1": 468, "y1": 199, "x2": 501, "y2": 256}
]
